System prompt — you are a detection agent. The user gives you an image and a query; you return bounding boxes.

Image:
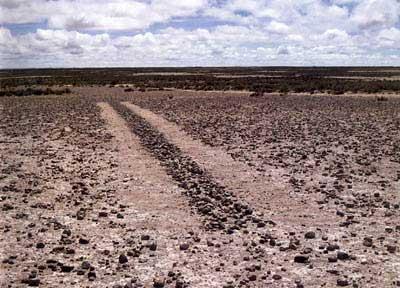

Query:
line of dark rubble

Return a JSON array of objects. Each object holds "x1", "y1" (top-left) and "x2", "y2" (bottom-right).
[{"x1": 110, "y1": 100, "x2": 271, "y2": 235}]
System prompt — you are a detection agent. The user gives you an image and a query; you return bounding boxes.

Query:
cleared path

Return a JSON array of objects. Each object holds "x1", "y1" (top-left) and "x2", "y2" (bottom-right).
[
  {"x1": 98, "y1": 102, "x2": 250, "y2": 287},
  {"x1": 121, "y1": 102, "x2": 282, "y2": 210},
  {"x1": 122, "y1": 101, "x2": 337, "y2": 228},
  {"x1": 98, "y1": 102, "x2": 193, "y2": 228}
]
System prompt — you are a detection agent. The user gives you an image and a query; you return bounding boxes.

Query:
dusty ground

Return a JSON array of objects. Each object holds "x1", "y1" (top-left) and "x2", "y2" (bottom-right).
[{"x1": 1, "y1": 87, "x2": 400, "y2": 288}]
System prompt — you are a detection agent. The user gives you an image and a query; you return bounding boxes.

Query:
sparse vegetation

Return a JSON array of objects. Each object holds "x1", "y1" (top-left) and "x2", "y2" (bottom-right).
[
  {"x1": 2, "y1": 67, "x2": 400, "y2": 94},
  {"x1": 376, "y1": 95, "x2": 389, "y2": 101},
  {"x1": 0, "y1": 87, "x2": 71, "y2": 97}
]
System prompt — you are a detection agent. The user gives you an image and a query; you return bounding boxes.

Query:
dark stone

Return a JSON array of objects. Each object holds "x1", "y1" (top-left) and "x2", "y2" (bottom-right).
[
  {"x1": 272, "y1": 274, "x2": 282, "y2": 280},
  {"x1": 61, "y1": 265, "x2": 74, "y2": 273},
  {"x1": 76, "y1": 210, "x2": 86, "y2": 220},
  {"x1": 387, "y1": 245, "x2": 397, "y2": 253},
  {"x1": 337, "y1": 251, "x2": 350, "y2": 260},
  {"x1": 79, "y1": 238, "x2": 89, "y2": 245},
  {"x1": 328, "y1": 256, "x2": 338, "y2": 263},
  {"x1": 305, "y1": 231, "x2": 316, "y2": 239},
  {"x1": 248, "y1": 275, "x2": 257, "y2": 281},
  {"x1": 76, "y1": 269, "x2": 85, "y2": 275},
  {"x1": 179, "y1": 243, "x2": 190, "y2": 251},
  {"x1": 119, "y1": 254, "x2": 128, "y2": 264},
  {"x1": 336, "y1": 211, "x2": 345, "y2": 217},
  {"x1": 23, "y1": 278, "x2": 40, "y2": 287},
  {"x1": 294, "y1": 255, "x2": 309, "y2": 263},
  {"x1": 36, "y1": 243, "x2": 45, "y2": 249},
  {"x1": 337, "y1": 279, "x2": 349, "y2": 286},
  {"x1": 88, "y1": 271, "x2": 96, "y2": 281},
  {"x1": 98, "y1": 211, "x2": 108, "y2": 217},
  {"x1": 149, "y1": 242, "x2": 157, "y2": 251},
  {"x1": 363, "y1": 237, "x2": 373, "y2": 247},
  {"x1": 327, "y1": 244, "x2": 340, "y2": 251},
  {"x1": 257, "y1": 222, "x2": 266, "y2": 228},
  {"x1": 153, "y1": 277, "x2": 165, "y2": 288},
  {"x1": 141, "y1": 235, "x2": 150, "y2": 241},
  {"x1": 81, "y1": 261, "x2": 91, "y2": 270}
]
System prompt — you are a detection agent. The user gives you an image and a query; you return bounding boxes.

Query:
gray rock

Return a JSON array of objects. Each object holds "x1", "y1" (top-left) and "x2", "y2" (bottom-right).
[
  {"x1": 294, "y1": 255, "x2": 309, "y2": 263},
  {"x1": 305, "y1": 231, "x2": 316, "y2": 239},
  {"x1": 119, "y1": 254, "x2": 128, "y2": 264},
  {"x1": 153, "y1": 277, "x2": 165, "y2": 288},
  {"x1": 337, "y1": 251, "x2": 350, "y2": 260},
  {"x1": 337, "y1": 279, "x2": 349, "y2": 286},
  {"x1": 179, "y1": 243, "x2": 190, "y2": 251}
]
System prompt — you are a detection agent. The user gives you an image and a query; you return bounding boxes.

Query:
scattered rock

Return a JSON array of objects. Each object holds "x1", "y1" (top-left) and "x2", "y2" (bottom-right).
[
  {"x1": 337, "y1": 251, "x2": 350, "y2": 261},
  {"x1": 149, "y1": 242, "x2": 157, "y2": 251},
  {"x1": 179, "y1": 243, "x2": 190, "y2": 251},
  {"x1": 79, "y1": 238, "x2": 89, "y2": 245},
  {"x1": 337, "y1": 279, "x2": 349, "y2": 286},
  {"x1": 141, "y1": 235, "x2": 150, "y2": 241},
  {"x1": 22, "y1": 278, "x2": 40, "y2": 287},
  {"x1": 387, "y1": 245, "x2": 397, "y2": 254},
  {"x1": 305, "y1": 231, "x2": 316, "y2": 239},
  {"x1": 36, "y1": 243, "x2": 45, "y2": 249},
  {"x1": 248, "y1": 274, "x2": 257, "y2": 281},
  {"x1": 119, "y1": 254, "x2": 128, "y2": 264},
  {"x1": 98, "y1": 211, "x2": 108, "y2": 217},
  {"x1": 294, "y1": 255, "x2": 309, "y2": 264},
  {"x1": 81, "y1": 261, "x2": 91, "y2": 270},
  {"x1": 61, "y1": 265, "x2": 74, "y2": 273},
  {"x1": 153, "y1": 277, "x2": 165, "y2": 288},
  {"x1": 363, "y1": 237, "x2": 373, "y2": 247}
]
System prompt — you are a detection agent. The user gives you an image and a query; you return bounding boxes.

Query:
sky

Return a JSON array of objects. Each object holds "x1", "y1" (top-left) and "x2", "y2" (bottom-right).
[{"x1": 0, "y1": 0, "x2": 399, "y2": 68}]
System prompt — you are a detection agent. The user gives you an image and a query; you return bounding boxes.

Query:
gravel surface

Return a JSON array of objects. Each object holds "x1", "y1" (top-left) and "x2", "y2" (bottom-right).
[{"x1": 1, "y1": 88, "x2": 399, "y2": 287}]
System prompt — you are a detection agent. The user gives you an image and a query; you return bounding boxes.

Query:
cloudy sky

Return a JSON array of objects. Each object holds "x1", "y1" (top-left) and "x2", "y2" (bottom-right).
[{"x1": 0, "y1": 0, "x2": 399, "y2": 68}]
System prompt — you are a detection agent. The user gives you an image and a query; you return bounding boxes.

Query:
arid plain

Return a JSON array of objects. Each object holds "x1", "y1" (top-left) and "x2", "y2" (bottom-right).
[{"x1": 1, "y1": 68, "x2": 400, "y2": 287}]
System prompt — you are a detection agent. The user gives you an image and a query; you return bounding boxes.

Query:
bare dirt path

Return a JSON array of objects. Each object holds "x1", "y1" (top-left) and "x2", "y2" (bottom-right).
[
  {"x1": 97, "y1": 102, "x2": 262, "y2": 288},
  {"x1": 121, "y1": 102, "x2": 336, "y2": 229},
  {"x1": 98, "y1": 102, "x2": 198, "y2": 231},
  {"x1": 2, "y1": 90, "x2": 397, "y2": 287},
  {"x1": 1, "y1": 98, "x2": 264, "y2": 288},
  {"x1": 118, "y1": 100, "x2": 400, "y2": 288},
  {"x1": 121, "y1": 102, "x2": 282, "y2": 209},
  {"x1": 98, "y1": 102, "x2": 206, "y2": 285}
]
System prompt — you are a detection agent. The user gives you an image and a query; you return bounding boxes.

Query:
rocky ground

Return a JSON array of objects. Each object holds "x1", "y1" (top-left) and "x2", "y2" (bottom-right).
[{"x1": 1, "y1": 87, "x2": 400, "y2": 287}]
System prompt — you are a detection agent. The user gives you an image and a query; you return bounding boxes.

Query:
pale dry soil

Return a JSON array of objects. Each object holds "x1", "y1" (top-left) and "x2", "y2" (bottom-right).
[
  {"x1": 97, "y1": 102, "x2": 259, "y2": 287},
  {"x1": 119, "y1": 98, "x2": 400, "y2": 288},
  {"x1": 1, "y1": 88, "x2": 399, "y2": 288}
]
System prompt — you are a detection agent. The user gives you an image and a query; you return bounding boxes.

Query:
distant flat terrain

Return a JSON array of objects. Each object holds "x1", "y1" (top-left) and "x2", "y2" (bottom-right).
[{"x1": 1, "y1": 70, "x2": 400, "y2": 288}]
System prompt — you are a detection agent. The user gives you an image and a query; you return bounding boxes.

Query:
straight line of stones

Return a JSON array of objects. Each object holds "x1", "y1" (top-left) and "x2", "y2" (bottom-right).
[{"x1": 110, "y1": 100, "x2": 270, "y2": 236}]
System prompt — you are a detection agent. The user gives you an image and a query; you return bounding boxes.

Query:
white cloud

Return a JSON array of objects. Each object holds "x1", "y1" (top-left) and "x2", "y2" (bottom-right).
[
  {"x1": 320, "y1": 29, "x2": 351, "y2": 42},
  {"x1": 286, "y1": 34, "x2": 304, "y2": 42},
  {"x1": 0, "y1": 27, "x2": 12, "y2": 43},
  {"x1": 267, "y1": 21, "x2": 291, "y2": 34},
  {"x1": 0, "y1": 0, "x2": 209, "y2": 30},
  {"x1": 378, "y1": 28, "x2": 400, "y2": 47},
  {"x1": 0, "y1": 0, "x2": 400, "y2": 67},
  {"x1": 1, "y1": 24, "x2": 399, "y2": 68},
  {"x1": 351, "y1": 0, "x2": 400, "y2": 30},
  {"x1": 277, "y1": 46, "x2": 289, "y2": 55}
]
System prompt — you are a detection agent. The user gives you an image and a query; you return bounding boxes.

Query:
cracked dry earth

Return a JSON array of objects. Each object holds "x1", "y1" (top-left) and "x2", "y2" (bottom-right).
[{"x1": 1, "y1": 89, "x2": 400, "y2": 288}]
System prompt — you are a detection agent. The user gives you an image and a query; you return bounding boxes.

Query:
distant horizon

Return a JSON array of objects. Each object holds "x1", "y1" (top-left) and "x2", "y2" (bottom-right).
[
  {"x1": 2, "y1": 65, "x2": 400, "y2": 71},
  {"x1": 1, "y1": 0, "x2": 400, "y2": 68}
]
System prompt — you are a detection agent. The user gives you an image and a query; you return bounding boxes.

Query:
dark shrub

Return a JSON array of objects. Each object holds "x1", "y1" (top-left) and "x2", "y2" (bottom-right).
[{"x1": 376, "y1": 96, "x2": 388, "y2": 102}]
